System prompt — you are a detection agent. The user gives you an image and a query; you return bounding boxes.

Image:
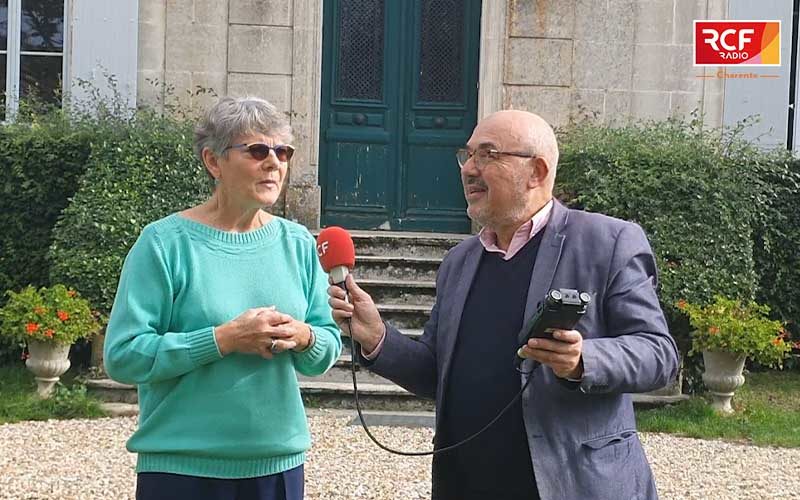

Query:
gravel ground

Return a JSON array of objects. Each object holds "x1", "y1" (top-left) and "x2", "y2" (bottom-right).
[{"x1": 1, "y1": 412, "x2": 798, "y2": 499}]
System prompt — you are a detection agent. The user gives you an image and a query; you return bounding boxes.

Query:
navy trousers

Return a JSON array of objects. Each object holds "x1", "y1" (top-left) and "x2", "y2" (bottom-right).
[{"x1": 135, "y1": 465, "x2": 304, "y2": 500}]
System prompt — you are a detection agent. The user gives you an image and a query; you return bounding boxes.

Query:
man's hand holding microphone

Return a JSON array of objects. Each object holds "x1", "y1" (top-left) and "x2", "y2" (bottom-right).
[
  {"x1": 327, "y1": 275, "x2": 385, "y2": 355},
  {"x1": 317, "y1": 227, "x2": 385, "y2": 356}
]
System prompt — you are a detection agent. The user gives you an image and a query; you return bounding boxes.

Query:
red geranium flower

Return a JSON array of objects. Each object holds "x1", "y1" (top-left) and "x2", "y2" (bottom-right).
[
  {"x1": 25, "y1": 322, "x2": 39, "y2": 334},
  {"x1": 57, "y1": 310, "x2": 70, "y2": 321}
]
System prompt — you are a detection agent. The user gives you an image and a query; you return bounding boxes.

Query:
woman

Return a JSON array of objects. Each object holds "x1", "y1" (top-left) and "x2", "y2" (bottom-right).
[{"x1": 104, "y1": 96, "x2": 342, "y2": 500}]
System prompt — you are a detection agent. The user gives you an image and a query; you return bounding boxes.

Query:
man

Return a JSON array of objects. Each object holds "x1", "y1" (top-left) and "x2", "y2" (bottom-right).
[{"x1": 327, "y1": 110, "x2": 679, "y2": 499}]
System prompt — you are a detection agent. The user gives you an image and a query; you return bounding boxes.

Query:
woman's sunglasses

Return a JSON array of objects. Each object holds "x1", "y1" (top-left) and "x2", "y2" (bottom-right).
[{"x1": 224, "y1": 143, "x2": 295, "y2": 162}]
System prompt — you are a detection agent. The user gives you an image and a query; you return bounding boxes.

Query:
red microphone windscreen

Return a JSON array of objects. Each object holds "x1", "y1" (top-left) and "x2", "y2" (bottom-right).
[{"x1": 316, "y1": 226, "x2": 355, "y2": 272}]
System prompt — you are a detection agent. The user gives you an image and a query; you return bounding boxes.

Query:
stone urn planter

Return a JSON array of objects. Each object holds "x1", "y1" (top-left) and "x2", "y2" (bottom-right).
[
  {"x1": 26, "y1": 339, "x2": 71, "y2": 397},
  {"x1": 679, "y1": 296, "x2": 790, "y2": 414},
  {"x1": 701, "y1": 350, "x2": 746, "y2": 414}
]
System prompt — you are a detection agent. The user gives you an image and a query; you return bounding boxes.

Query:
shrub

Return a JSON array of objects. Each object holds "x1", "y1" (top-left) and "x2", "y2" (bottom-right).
[
  {"x1": 0, "y1": 85, "x2": 210, "y2": 362},
  {"x1": 0, "y1": 115, "x2": 92, "y2": 298},
  {"x1": 48, "y1": 111, "x2": 209, "y2": 314},
  {"x1": 750, "y1": 153, "x2": 800, "y2": 339},
  {"x1": 0, "y1": 284, "x2": 100, "y2": 345},
  {"x1": 557, "y1": 120, "x2": 760, "y2": 315},
  {"x1": 0, "y1": 105, "x2": 94, "y2": 364},
  {"x1": 678, "y1": 296, "x2": 792, "y2": 368},
  {"x1": 557, "y1": 119, "x2": 762, "y2": 389}
]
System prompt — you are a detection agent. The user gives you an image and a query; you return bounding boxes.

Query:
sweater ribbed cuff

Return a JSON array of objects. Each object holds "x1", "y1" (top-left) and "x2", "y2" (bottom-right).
[
  {"x1": 187, "y1": 327, "x2": 223, "y2": 366},
  {"x1": 296, "y1": 325, "x2": 316, "y2": 353},
  {"x1": 294, "y1": 326, "x2": 329, "y2": 362}
]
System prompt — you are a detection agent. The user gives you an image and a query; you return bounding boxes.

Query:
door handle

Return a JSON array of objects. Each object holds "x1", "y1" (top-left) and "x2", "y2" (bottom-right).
[
  {"x1": 434, "y1": 116, "x2": 446, "y2": 128},
  {"x1": 353, "y1": 113, "x2": 367, "y2": 125}
]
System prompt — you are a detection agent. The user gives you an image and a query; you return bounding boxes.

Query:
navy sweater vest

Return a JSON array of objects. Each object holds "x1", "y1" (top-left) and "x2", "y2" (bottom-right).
[{"x1": 439, "y1": 232, "x2": 543, "y2": 499}]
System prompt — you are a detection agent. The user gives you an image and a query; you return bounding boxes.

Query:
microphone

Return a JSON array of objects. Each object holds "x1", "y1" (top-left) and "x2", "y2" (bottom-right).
[
  {"x1": 316, "y1": 227, "x2": 359, "y2": 358},
  {"x1": 316, "y1": 226, "x2": 355, "y2": 286}
]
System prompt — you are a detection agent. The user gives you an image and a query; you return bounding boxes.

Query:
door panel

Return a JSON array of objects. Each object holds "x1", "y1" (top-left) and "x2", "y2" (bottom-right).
[
  {"x1": 321, "y1": 0, "x2": 480, "y2": 232},
  {"x1": 321, "y1": 0, "x2": 398, "y2": 229},
  {"x1": 334, "y1": 0, "x2": 386, "y2": 102},
  {"x1": 401, "y1": 0, "x2": 480, "y2": 231},
  {"x1": 327, "y1": 141, "x2": 390, "y2": 209}
]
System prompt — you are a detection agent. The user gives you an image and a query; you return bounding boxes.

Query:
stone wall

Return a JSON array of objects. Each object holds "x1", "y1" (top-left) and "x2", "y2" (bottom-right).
[
  {"x1": 137, "y1": 0, "x2": 321, "y2": 227},
  {"x1": 504, "y1": 0, "x2": 727, "y2": 129}
]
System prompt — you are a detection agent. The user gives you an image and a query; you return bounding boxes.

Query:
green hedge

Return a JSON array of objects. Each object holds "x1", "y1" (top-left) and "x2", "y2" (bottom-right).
[
  {"x1": 0, "y1": 115, "x2": 93, "y2": 363},
  {"x1": 0, "y1": 122, "x2": 92, "y2": 297},
  {"x1": 556, "y1": 120, "x2": 769, "y2": 388},
  {"x1": 750, "y1": 155, "x2": 800, "y2": 334},
  {"x1": 48, "y1": 112, "x2": 208, "y2": 315}
]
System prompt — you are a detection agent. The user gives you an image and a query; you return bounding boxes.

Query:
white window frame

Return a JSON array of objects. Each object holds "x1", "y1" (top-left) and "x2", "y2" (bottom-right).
[{"x1": 1, "y1": 0, "x2": 69, "y2": 119}]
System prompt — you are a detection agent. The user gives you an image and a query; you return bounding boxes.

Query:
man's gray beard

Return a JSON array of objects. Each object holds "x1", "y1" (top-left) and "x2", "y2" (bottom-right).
[
  {"x1": 468, "y1": 192, "x2": 530, "y2": 231},
  {"x1": 467, "y1": 204, "x2": 487, "y2": 227}
]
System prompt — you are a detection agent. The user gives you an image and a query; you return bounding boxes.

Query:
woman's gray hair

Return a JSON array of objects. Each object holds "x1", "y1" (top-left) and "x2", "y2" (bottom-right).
[{"x1": 193, "y1": 96, "x2": 294, "y2": 163}]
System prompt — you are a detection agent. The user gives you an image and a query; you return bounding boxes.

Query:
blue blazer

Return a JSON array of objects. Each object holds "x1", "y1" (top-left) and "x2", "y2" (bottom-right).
[{"x1": 365, "y1": 201, "x2": 680, "y2": 499}]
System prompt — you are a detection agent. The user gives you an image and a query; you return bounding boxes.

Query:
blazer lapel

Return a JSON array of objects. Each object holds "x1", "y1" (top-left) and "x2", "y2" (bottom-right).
[
  {"x1": 521, "y1": 202, "x2": 568, "y2": 372},
  {"x1": 525, "y1": 202, "x2": 568, "y2": 320},
  {"x1": 439, "y1": 239, "x2": 483, "y2": 390}
]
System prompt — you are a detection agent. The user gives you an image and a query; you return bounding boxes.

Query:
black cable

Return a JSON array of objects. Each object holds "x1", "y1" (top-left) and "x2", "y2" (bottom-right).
[{"x1": 345, "y1": 315, "x2": 535, "y2": 456}]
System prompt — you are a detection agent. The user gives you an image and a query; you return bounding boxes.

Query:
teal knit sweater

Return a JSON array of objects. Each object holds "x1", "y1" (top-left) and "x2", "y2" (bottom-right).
[{"x1": 104, "y1": 214, "x2": 342, "y2": 478}]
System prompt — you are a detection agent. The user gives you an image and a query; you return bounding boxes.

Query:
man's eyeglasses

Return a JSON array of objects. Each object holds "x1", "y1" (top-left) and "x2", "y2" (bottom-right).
[
  {"x1": 224, "y1": 143, "x2": 295, "y2": 162},
  {"x1": 456, "y1": 148, "x2": 536, "y2": 170}
]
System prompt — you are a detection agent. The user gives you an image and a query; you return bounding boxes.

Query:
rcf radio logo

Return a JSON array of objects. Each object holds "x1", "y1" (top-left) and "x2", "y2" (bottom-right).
[{"x1": 694, "y1": 21, "x2": 780, "y2": 66}]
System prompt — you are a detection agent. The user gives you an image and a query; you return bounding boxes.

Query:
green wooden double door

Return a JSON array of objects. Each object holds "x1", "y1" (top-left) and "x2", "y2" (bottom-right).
[{"x1": 319, "y1": 0, "x2": 481, "y2": 233}]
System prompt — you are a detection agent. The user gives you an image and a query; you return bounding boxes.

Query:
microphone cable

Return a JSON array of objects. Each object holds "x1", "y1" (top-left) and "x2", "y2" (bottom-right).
[{"x1": 342, "y1": 285, "x2": 536, "y2": 457}]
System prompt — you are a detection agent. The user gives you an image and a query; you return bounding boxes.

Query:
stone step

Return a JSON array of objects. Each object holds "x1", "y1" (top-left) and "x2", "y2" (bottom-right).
[
  {"x1": 100, "y1": 402, "x2": 139, "y2": 417},
  {"x1": 629, "y1": 393, "x2": 690, "y2": 407},
  {"x1": 354, "y1": 256, "x2": 440, "y2": 281},
  {"x1": 339, "y1": 328, "x2": 423, "y2": 356},
  {"x1": 346, "y1": 410, "x2": 436, "y2": 428},
  {"x1": 376, "y1": 304, "x2": 431, "y2": 329},
  {"x1": 85, "y1": 378, "x2": 138, "y2": 404},
  {"x1": 297, "y1": 366, "x2": 690, "y2": 406},
  {"x1": 86, "y1": 375, "x2": 420, "y2": 406},
  {"x1": 95, "y1": 389, "x2": 688, "y2": 417},
  {"x1": 359, "y1": 279, "x2": 436, "y2": 306},
  {"x1": 298, "y1": 362, "x2": 404, "y2": 388},
  {"x1": 299, "y1": 381, "x2": 436, "y2": 412},
  {"x1": 395, "y1": 328, "x2": 423, "y2": 340},
  {"x1": 299, "y1": 380, "x2": 411, "y2": 396},
  {"x1": 313, "y1": 229, "x2": 467, "y2": 259}
]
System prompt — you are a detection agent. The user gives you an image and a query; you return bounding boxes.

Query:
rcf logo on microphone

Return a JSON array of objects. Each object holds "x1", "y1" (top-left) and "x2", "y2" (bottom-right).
[
  {"x1": 316, "y1": 240, "x2": 329, "y2": 258},
  {"x1": 694, "y1": 20, "x2": 780, "y2": 66}
]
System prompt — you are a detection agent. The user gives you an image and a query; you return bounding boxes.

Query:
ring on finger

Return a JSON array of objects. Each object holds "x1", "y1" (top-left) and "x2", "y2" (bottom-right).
[{"x1": 270, "y1": 338, "x2": 279, "y2": 354}]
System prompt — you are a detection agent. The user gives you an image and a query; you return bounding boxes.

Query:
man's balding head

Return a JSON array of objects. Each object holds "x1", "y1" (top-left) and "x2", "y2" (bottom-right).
[{"x1": 478, "y1": 110, "x2": 559, "y2": 185}]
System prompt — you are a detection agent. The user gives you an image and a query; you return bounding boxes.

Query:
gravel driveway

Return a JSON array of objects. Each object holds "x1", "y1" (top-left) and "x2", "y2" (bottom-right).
[{"x1": 1, "y1": 412, "x2": 797, "y2": 499}]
